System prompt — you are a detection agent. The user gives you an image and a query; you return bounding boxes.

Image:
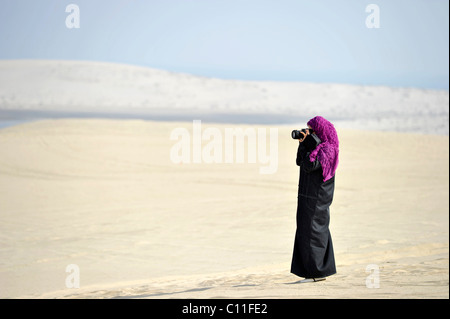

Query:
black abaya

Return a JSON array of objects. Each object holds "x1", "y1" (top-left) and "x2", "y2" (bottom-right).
[{"x1": 291, "y1": 142, "x2": 336, "y2": 278}]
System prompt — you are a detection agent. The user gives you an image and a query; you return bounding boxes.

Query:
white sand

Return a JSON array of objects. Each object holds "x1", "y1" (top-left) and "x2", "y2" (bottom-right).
[{"x1": 0, "y1": 119, "x2": 448, "y2": 299}]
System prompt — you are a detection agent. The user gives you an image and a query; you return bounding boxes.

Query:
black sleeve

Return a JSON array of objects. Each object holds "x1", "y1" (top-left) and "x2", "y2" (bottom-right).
[
  {"x1": 296, "y1": 143, "x2": 307, "y2": 166},
  {"x1": 296, "y1": 143, "x2": 322, "y2": 172},
  {"x1": 302, "y1": 156, "x2": 322, "y2": 173}
]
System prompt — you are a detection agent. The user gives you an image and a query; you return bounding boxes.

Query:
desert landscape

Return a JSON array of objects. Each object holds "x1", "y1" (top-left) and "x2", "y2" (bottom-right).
[{"x1": 0, "y1": 60, "x2": 448, "y2": 298}]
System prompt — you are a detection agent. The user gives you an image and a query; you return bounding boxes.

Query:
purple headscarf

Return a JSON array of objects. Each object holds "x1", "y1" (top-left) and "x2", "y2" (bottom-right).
[{"x1": 307, "y1": 116, "x2": 339, "y2": 182}]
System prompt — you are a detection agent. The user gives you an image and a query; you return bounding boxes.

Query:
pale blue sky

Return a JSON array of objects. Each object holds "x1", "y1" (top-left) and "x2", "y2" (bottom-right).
[{"x1": 0, "y1": 0, "x2": 448, "y2": 89}]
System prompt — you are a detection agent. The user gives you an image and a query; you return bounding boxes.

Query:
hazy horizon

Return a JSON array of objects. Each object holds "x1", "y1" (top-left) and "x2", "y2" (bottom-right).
[{"x1": 0, "y1": 0, "x2": 448, "y2": 90}]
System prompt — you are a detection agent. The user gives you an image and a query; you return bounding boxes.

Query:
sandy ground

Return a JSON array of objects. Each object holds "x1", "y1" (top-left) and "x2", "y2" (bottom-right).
[{"x1": 0, "y1": 119, "x2": 448, "y2": 299}]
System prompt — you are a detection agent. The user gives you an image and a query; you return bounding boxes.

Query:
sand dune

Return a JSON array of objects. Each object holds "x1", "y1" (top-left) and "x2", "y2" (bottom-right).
[
  {"x1": 0, "y1": 119, "x2": 448, "y2": 298},
  {"x1": 0, "y1": 60, "x2": 448, "y2": 133}
]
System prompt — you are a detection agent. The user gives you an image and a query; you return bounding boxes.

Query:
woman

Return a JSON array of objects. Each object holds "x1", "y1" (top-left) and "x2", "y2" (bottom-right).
[{"x1": 291, "y1": 116, "x2": 339, "y2": 282}]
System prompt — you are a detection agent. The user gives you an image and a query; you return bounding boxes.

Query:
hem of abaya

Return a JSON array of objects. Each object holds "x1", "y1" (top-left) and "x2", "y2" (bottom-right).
[{"x1": 290, "y1": 270, "x2": 337, "y2": 279}]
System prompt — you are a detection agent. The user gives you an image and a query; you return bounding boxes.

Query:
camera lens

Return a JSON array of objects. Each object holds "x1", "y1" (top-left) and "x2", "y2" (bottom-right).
[{"x1": 292, "y1": 129, "x2": 313, "y2": 140}]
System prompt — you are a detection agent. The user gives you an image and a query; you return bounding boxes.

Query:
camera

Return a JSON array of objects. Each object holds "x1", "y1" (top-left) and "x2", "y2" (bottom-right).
[
  {"x1": 291, "y1": 128, "x2": 313, "y2": 139},
  {"x1": 292, "y1": 128, "x2": 321, "y2": 151}
]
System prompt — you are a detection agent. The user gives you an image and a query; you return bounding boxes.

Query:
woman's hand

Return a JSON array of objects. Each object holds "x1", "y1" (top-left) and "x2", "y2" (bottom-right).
[{"x1": 298, "y1": 129, "x2": 310, "y2": 143}]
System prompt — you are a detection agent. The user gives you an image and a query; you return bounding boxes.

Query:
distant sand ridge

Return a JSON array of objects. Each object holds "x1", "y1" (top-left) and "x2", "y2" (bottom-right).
[{"x1": 0, "y1": 60, "x2": 448, "y2": 133}]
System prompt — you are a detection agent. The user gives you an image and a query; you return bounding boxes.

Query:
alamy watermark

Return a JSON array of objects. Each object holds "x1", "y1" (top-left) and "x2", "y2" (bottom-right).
[
  {"x1": 65, "y1": 264, "x2": 80, "y2": 288},
  {"x1": 65, "y1": 4, "x2": 80, "y2": 29},
  {"x1": 64, "y1": 4, "x2": 379, "y2": 30},
  {"x1": 366, "y1": 4, "x2": 380, "y2": 28},
  {"x1": 365, "y1": 264, "x2": 380, "y2": 288},
  {"x1": 169, "y1": 120, "x2": 278, "y2": 174}
]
